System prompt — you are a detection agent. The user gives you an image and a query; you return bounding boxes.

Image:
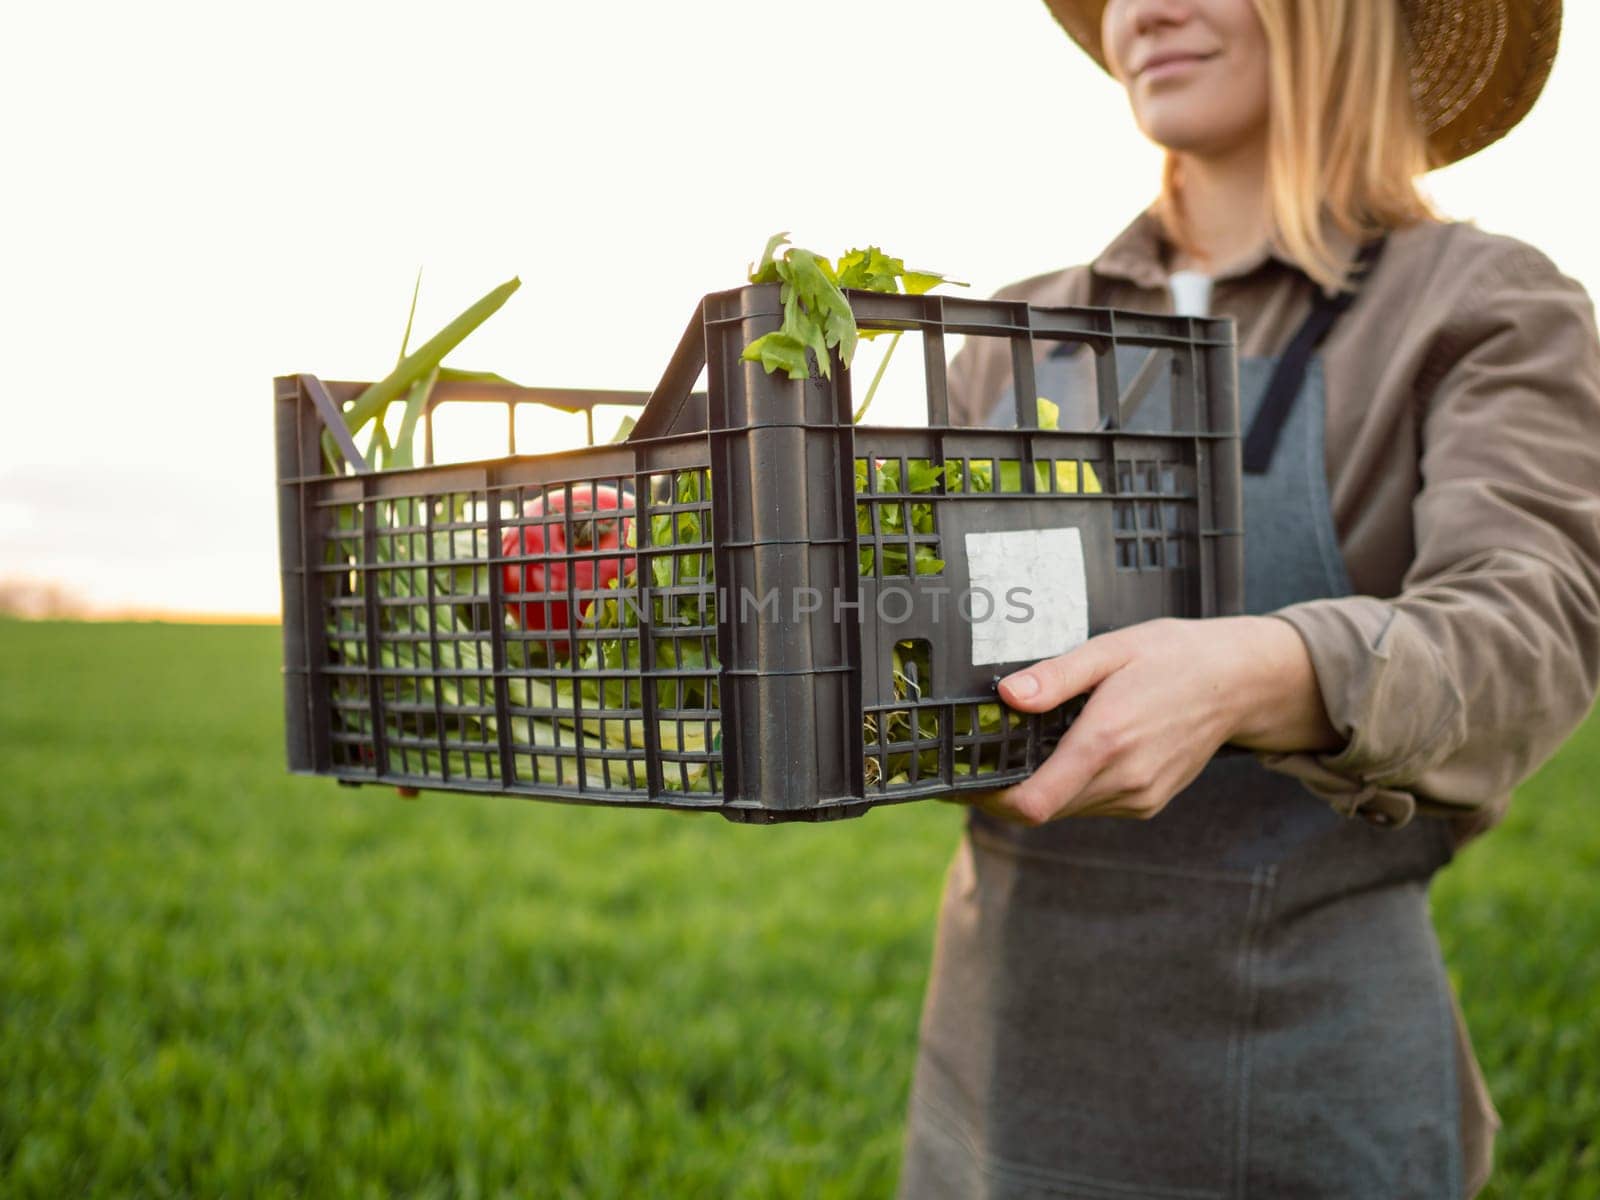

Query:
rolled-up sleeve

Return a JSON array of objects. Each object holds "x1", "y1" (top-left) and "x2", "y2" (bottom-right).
[{"x1": 1259, "y1": 242, "x2": 1600, "y2": 828}]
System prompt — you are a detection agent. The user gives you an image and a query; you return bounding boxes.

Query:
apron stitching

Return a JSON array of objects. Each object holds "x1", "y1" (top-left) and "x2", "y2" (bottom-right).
[
  {"x1": 912, "y1": 1089, "x2": 1227, "y2": 1200},
  {"x1": 1228, "y1": 864, "x2": 1276, "y2": 1198},
  {"x1": 992, "y1": 1164, "x2": 1225, "y2": 1200},
  {"x1": 971, "y1": 825, "x2": 1262, "y2": 885}
]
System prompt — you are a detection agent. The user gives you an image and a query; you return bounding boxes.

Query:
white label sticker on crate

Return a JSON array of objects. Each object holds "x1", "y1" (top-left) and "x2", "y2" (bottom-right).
[{"x1": 964, "y1": 527, "x2": 1089, "y2": 666}]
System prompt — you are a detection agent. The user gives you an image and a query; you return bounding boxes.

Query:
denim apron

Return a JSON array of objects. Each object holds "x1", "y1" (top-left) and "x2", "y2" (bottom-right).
[{"x1": 898, "y1": 253, "x2": 1465, "y2": 1199}]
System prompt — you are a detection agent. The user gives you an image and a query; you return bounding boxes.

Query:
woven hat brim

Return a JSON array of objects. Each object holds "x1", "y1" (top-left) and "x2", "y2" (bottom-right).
[{"x1": 1041, "y1": 0, "x2": 1560, "y2": 167}]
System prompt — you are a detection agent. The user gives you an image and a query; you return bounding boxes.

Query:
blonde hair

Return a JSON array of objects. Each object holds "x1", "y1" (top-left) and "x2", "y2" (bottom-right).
[{"x1": 1155, "y1": 0, "x2": 1440, "y2": 293}]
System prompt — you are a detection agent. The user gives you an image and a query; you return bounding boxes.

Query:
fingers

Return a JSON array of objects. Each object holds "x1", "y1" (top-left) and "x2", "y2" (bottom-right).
[
  {"x1": 953, "y1": 621, "x2": 1227, "y2": 826},
  {"x1": 976, "y1": 764, "x2": 1156, "y2": 826},
  {"x1": 955, "y1": 657, "x2": 1131, "y2": 824},
  {"x1": 997, "y1": 633, "x2": 1131, "y2": 712},
  {"x1": 949, "y1": 783, "x2": 1043, "y2": 824},
  {"x1": 964, "y1": 704, "x2": 1164, "y2": 826},
  {"x1": 963, "y1": 788, "x2": 1033, "y2": 825},
  {"x1": 1048, "y1": 731, "x2": 1215, "y2": 822}
]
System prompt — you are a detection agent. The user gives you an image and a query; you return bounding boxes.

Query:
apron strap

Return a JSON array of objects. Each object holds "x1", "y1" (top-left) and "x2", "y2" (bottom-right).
[{"x1": 1241, "y1": 235, "x2": 1388, "y2": 475}]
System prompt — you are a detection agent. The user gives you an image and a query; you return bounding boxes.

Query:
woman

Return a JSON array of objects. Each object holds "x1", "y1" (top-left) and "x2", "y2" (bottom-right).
[{"x1": 899, "y1": 1, "x2": 1599, "y2": 1197}]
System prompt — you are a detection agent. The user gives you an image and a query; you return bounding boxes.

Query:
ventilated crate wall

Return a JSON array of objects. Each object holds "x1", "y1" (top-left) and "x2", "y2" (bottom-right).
[
  {"x1": 309, "y1": 472, "x2": 724, "y2": 799},
  {"x1": 277, "y1": 284, "x2": 1241, "y2": 821}
]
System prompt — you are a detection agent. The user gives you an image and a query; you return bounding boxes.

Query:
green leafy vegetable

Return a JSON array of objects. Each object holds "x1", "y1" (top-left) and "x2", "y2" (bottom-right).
[{"x1": 741, "y1": 233, "x2": 966, "y2": 392}]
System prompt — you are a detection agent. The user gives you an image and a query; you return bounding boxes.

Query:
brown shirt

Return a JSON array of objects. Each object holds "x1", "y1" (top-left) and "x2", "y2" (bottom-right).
[
  {"x1": 946, "y1": 205, "x2": 1600, "y2": 847},
  {"x1": 940, "y1": 206, "x2": 1600, "y2": 1197}
]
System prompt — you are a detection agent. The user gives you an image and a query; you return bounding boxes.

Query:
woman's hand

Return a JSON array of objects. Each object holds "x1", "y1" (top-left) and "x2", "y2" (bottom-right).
[{"x1": 962, "y1": 615, "x2": 1345, "y2": 826}]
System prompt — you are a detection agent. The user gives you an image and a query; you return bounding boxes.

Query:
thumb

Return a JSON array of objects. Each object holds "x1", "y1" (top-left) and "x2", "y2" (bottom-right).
[{"x1": 997, "y1": 637, "x2": 1125, "y2": 711}]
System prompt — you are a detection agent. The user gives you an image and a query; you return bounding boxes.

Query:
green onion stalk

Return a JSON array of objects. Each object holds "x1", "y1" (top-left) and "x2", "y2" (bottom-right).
[{"x1": 321, "y1": 277, "x2": 711, "y2": 793}]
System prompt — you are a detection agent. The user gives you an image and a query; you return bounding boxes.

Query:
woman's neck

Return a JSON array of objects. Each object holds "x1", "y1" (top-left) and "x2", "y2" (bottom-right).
[{"x1": 1167, "y1": 137, "x2": 1271, "y2": 276}]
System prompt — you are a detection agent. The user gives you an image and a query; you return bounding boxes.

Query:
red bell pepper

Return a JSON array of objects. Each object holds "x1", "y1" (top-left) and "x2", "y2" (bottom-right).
[{"x1": 501, "y1": 484, "x2": 636, "y2": 652}]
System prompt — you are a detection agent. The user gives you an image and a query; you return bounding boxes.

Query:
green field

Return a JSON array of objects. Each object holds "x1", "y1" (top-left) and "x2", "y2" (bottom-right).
[{"x1": 2, "y1": 620, "x2": 1595, "y2": 1198}]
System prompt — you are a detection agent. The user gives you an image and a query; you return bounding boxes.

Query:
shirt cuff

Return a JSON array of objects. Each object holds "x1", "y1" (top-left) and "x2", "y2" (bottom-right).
[
  {"x1": 1253, "y1": 599, "x2": 1469, "y2": 828},
  {"x1": 1253, "y1": 750, "x2": 1418, "y2": 827}
]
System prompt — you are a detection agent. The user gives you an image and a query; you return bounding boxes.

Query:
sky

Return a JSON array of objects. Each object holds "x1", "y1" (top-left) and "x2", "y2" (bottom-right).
[{"x1": 3, "y1": 0, "x2": 1597, "y2": 618}]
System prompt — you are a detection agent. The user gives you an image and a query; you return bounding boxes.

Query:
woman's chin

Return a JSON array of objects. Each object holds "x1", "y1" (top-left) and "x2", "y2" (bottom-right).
[{"x1": 1136, "y1": 116, "x2": 1261, "y2": 159}]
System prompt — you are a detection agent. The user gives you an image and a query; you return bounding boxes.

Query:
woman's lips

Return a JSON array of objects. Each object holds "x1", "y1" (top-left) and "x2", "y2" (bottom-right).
[{"x1": 1139, "y1": 53, "x2": 1216, "y2": 82}]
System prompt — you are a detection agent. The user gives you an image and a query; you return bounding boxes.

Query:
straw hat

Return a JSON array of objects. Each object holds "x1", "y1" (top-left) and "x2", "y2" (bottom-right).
[{"x1": 1042, "y1": 0, "x2": 1561, "y2": 165}]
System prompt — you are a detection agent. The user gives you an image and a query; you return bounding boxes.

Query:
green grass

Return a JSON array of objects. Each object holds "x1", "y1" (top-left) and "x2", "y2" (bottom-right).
[
  {"x1": 1434, "y1": 708, "x2": 1600, "y2": 1198},
  {"x1": 1, "y1": 619, "x2": 1595, "y2": 1198}
]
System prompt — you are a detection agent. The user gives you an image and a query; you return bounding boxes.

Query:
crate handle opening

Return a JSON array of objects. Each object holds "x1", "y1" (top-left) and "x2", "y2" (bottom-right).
[{"x1": 300, "y1": 375, "x2": 374, "y2": 474}]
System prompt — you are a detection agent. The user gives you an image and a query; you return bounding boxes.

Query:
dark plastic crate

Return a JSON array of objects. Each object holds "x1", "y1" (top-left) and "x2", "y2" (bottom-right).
[{"x1": 276, "y1": 282, "x2": 1242, "y2": 822}]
